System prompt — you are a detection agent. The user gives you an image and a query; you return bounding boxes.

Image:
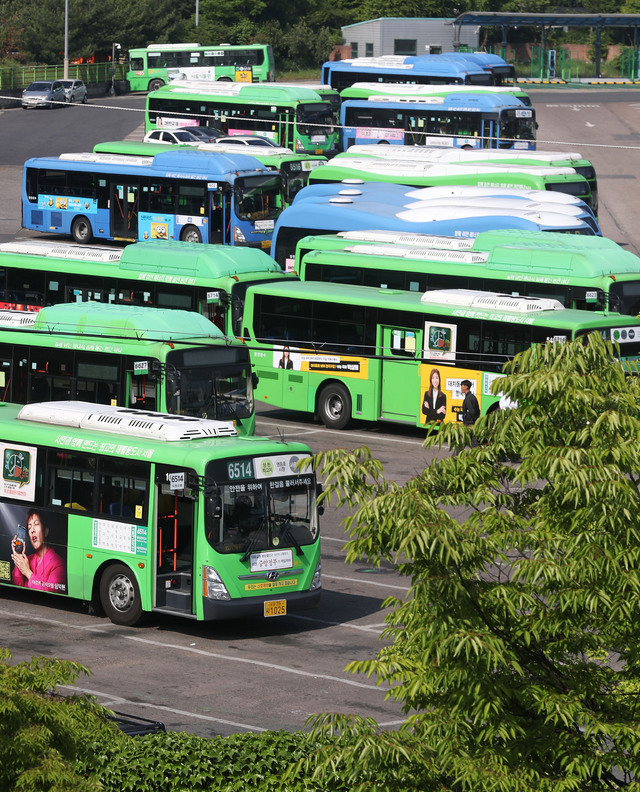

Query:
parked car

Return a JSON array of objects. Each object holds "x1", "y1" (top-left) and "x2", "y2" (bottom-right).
[
  {"x1": 21, "y1": 80, "x2": 66, "y2": 109},
  {"x1": 143, "y1": 128, "x2": 209, "y2": 145},
  {"x1": 182, "y1": 125, "x2": 224, "y2": 142},
  {"x1": 59, "y1": 79, "x2": 88, "y2": 104},
  {"x1": 210, "y1": 135, "x2": 281, "y2": 147}
]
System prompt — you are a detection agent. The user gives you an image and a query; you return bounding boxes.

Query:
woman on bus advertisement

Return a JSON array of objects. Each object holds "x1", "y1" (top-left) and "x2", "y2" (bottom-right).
[
  {"x1": 422, "y1": 367, "x2": 447, "y2": 424},
  {"x1": 1, "y1": 505, "x2": 68, "y2": 595}
]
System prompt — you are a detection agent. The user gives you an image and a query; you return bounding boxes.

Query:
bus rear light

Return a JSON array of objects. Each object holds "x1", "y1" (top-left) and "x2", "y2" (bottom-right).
[{"x1": 203, "y1": 565, "x2": 231, "y2": 600}]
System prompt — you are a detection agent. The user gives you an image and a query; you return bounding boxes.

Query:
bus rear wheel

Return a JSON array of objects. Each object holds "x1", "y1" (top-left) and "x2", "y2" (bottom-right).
[
  {"x1": 181, "y1": 225, "x2": 202, "y2": 243},
  {"x1": 148, "y1": 78, "x2": 165, "y2": 91},
  {"x1": 71, "y1": 216, "x2": 93, "y2": 244},
  {"x1": 100, "y1": 564, "x2": 144, "y2": 626},
  {"x1": 317, "y1": 382, "x2": 351, "y2": 430}
]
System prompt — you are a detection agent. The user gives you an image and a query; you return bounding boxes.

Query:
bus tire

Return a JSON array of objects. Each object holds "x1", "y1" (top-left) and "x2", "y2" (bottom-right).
[
  {"x1": 100, "y1": 564, "x2": 144, "y2": 626},
  {"x1": 148, "y1": 78, "x2": 165, "y2": 92},
  {"x1": 217, "y1": 77, "x2": 233, "y2": 82},
  {"x1": 180, "y1": 225, "x2": 202, "y2": 243},
  {"x1": 71, "y1": 216, "x2": 93, "y2": 244},
  {"x1": 317, "y1": 382, "x2": 351, "y2": 430}
]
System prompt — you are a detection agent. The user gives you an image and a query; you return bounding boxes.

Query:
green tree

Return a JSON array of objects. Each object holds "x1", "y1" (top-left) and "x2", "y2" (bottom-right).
[
  {"x1": 298, "y1": 334, "x2": 640, "y2": 791},
  {"x1": 0, "y1": 648, "x2": 124, "y2": 792}
]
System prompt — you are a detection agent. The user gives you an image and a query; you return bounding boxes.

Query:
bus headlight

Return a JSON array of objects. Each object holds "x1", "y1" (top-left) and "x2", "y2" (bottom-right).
[
  {"x1": 309, "y1": 561, "x2": 322, "y2": 591},
  {"x1": 295, "y1": 139, "x2": 305, "y2": 152},
  {"x1": 234, "y1": 226, "x2": 247, "y2": 243},
  {"x1": 203, "y1": 565, "x2": 231, "y2": 600}
]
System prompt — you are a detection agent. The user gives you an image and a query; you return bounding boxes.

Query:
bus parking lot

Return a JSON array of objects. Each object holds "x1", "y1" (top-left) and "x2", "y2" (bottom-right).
[{"x1": 0, "y1": 86, "x2": 640, "y2": 737}]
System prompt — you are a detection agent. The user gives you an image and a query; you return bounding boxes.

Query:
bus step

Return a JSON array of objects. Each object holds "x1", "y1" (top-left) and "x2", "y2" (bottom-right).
[{"x1": 156, "y1": 572, "x2": 192, "y2": 611}]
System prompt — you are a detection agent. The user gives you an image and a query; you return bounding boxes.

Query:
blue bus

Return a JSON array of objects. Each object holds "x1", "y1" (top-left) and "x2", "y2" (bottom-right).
[
  {"x1": 339, "y1": 93, "x2": 536, "y2": 151},
  {"x1": 22, "y1": 149, "x2": 283, "y2": 250},
  {"x1": 321, "y1": 55, "x2": 493, "y2": 92},
  {"x1": 437, "y1": 52, "x2": 517, "y2": 86},
  {"x1": 272, "y1": 183, "x2": 598, "y2": 270}
]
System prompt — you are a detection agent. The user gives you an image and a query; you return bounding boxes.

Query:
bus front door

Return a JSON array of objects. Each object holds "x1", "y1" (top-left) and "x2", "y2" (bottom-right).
[
  {"x1": 112, "y1": 181, "x2": 139, "y2": 241},
  {"x1": 380, "y1": 326, "x2": 422, "y2": 423},
  {"x1": 155, "y1": 472, "x2": 195, "y2": 615}
]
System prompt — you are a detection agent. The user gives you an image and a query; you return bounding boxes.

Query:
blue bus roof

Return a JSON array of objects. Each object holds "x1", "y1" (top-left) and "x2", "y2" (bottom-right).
[
  {"x1": 26, "y1": 149, "x2": 272, "y2": 179},
  {"x1": 322, "y1": 55, "x2": 486, "y2": 79}
]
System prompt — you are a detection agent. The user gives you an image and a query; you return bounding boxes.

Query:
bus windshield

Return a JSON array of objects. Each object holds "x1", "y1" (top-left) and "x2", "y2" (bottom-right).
[
  {"x1": 235, "y1": 174, "x2": 282, "y2": 221},
  {"x1": 166, "y1": 346, "x2": 253, "y2": 422},
  {"x1": 296, "y1": 103, "x2": 334, "y2": 136},
  {"x1": 499, "y1": 110, "x2": 537, "y2": 145},
  {"x1": 206, "y1": 467, "x2": 318, "y2": 555}
]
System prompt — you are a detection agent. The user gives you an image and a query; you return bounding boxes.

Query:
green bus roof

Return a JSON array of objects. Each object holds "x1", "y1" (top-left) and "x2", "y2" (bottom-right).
[
  {"x1": 155, "y1": 82, "x2": 327, "y2": 105},
  {"x1": 93, "y1": 141, "x2": 327, "y2": 167},
  {"x1": 308, "y1": 159, "x2": 588, "y2": 190},
  {"x1": 247, "y1": 280, "x2": 640, "y2": 332},
  {"x1": 0, "y1": 240, "x2": 283, "y2": 284},
  {"x1": 0, "y1": 401, "x2": 312, "y2": 468},
  {"x1": 32, "y1": 302, "x2": 225, "y2": 342},
  {"x1": 301, "y1": 243, "x2": 640, "y2": 285}
]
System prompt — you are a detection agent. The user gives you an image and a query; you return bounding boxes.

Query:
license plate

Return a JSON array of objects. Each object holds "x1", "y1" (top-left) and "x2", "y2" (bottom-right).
[{"x1": 264, "y1": 599, "x2": 286, "y2": 617}]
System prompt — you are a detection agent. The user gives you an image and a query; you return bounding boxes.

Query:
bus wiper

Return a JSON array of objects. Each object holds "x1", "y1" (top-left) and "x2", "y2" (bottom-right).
[
  {"x1": 271, "y1": 514, "x2": 304, "y2": 557},
  {"x1": 240, "y1": 520, "x2": 266, "y2": 563}
]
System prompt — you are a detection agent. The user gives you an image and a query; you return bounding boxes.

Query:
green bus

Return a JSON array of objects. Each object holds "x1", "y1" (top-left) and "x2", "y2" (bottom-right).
[
  {"x1": 0, "y1": 239, "x2": 294, "y2": 338},
  {"x1": 339, "y1": 81, "x2": 532, "y2": 106},
  {"x1": 242, "y1": 280, "x2": 640, "y2": 429},
  {"x1": 93, "y1": 141, "x2": 327, "y2": 206},
  {"x1": 307, "y1": 157, "x2": 593, "y2": 212},
  {"x1": 126, "y1": 43, "x2": 275, "y2": 92},
  {"x1": 0, "y1": 302, "x2": 257, "y2": 435},
  {"x1": 0, "y1": 400, "x2": 321, "y2": 625},
  {"x1": 293, "y1": 230, "x2": 640, "y2": 316},
  {"x1": 146, "y1": 82, "x2": 337, "y2": 155},
  {"x1": 339, "y1": 143, "x2": 598, "y2": 216}
]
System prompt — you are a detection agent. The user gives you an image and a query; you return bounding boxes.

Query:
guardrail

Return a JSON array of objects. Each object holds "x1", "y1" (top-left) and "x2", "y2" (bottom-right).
[{"x1": 0, "y1": 63, "x2": 126, "y2": 90}]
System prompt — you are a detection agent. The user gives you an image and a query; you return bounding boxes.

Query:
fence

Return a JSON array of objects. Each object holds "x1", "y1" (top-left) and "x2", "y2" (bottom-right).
[{"x1": 0, "y1": 62, "x2": 127, "y2": 90}]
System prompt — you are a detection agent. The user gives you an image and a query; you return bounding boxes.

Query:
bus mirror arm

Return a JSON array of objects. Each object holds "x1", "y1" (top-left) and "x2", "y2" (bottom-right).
[
  {"x1": 316, "y1": 482, "x2": 325, "y2": 516},
  {"x1": 251, "y1": 372, "x2": 259, "y2": 389}
]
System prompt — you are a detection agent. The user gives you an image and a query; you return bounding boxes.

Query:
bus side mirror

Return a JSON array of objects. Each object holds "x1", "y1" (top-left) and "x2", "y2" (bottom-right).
[
  {"x1": 316, "y1": 483, "x2": 325, "y2": 516},
  {"x1": 206, "y1": 494, "x2": 222, "y2": 520},
  {"x1": 252, "y1": 372, "x2": 259, "y2": 389},
  {"x1": 166, "y1": 371, "x2": 181, "y2": 398}
]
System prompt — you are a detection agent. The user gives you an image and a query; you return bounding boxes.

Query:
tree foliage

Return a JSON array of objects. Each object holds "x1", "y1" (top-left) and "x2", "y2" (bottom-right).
[
  {"x1": 0, "y1": 648, "x2": 124, "y2": 792},
  {"x1": 296, "y1": 334, "x2": 640, "y2": 792}
]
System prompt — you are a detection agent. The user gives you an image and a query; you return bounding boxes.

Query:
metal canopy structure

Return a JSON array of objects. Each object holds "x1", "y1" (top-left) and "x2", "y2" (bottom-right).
[{"x1": 451, "y1": 12, "x2": 640, "y2": 76}]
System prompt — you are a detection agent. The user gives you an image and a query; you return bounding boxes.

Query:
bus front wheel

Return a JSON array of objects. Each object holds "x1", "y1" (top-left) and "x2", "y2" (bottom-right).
[
  {"x1": 100, "y1": 564, "x2": 144, "y2": 626},
  {"x1": 71, "y1": 216, "x2": 93, "y2": 244},
  {"x1": 217, "y1": 77, "x2": 233, "y2": 82},
  {"x1": 181, "y1": 225, "x2": 202, "y2": 243},
  {"x1": 317, "y1": 383, "x2": 351, "y2": 430},
  {"x1": 148, "y1": 78, "x2": 165, "y2": 91}
]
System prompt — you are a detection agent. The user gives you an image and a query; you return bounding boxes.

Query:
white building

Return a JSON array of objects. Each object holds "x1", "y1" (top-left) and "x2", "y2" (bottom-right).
[{"x1": 341, "y1": 17, "x2": 480, "y2": 58}]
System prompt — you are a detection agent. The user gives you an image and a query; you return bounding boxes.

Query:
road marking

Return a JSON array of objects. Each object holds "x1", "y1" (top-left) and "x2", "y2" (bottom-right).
[
  {"x1": 0, "y1": 607, "x2": 389, "y2": 687},
  {"x1": 256, "y1": 418, "x2": 429, "y2": 447},
  {"x1": 60, "y1": 684, "x2": 269, "y2": 732}
]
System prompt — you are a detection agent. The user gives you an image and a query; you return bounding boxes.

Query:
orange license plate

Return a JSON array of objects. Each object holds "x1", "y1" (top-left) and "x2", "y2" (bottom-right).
[{"x1": 264, "y1": 599, "x2": 286, "y2": 617}]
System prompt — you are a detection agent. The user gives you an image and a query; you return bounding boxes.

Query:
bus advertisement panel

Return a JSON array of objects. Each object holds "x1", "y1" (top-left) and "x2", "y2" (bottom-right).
[
  {"x1": 0, "y1": 302, "x2": 257, "y2": 435},
  {"x1": 126, "y1": 43, "x2": 275, "y2": 92},
  {"x1": 339, "y1": 94, "x2": 536, "y2": 151},
  {"x1": 242, "y1": 280, "x2": 640, "y2": 430},
  {"x1": 0, "y1": 401, "x2": 321, "y2": 625},
  {"x1": 146, "y1": 83, "x2": 336, "y2": 155},
  {"x1": 22, "y1": 150, "x2": 283, "y2": 250},
  {"x1": 0, "y1": 239, "x2": 294, "y2": 338}
]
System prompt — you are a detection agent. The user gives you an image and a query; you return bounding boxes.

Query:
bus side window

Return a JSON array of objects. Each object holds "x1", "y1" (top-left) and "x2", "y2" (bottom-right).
[{"x1": 46, "y1": 450, "x2": 97, "y2": 511}]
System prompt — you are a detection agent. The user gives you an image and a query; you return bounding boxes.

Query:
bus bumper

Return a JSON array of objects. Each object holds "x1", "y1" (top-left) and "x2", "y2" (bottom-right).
[{"x1": 201, "y1": 588, "x2": 321, "y2": 621}]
